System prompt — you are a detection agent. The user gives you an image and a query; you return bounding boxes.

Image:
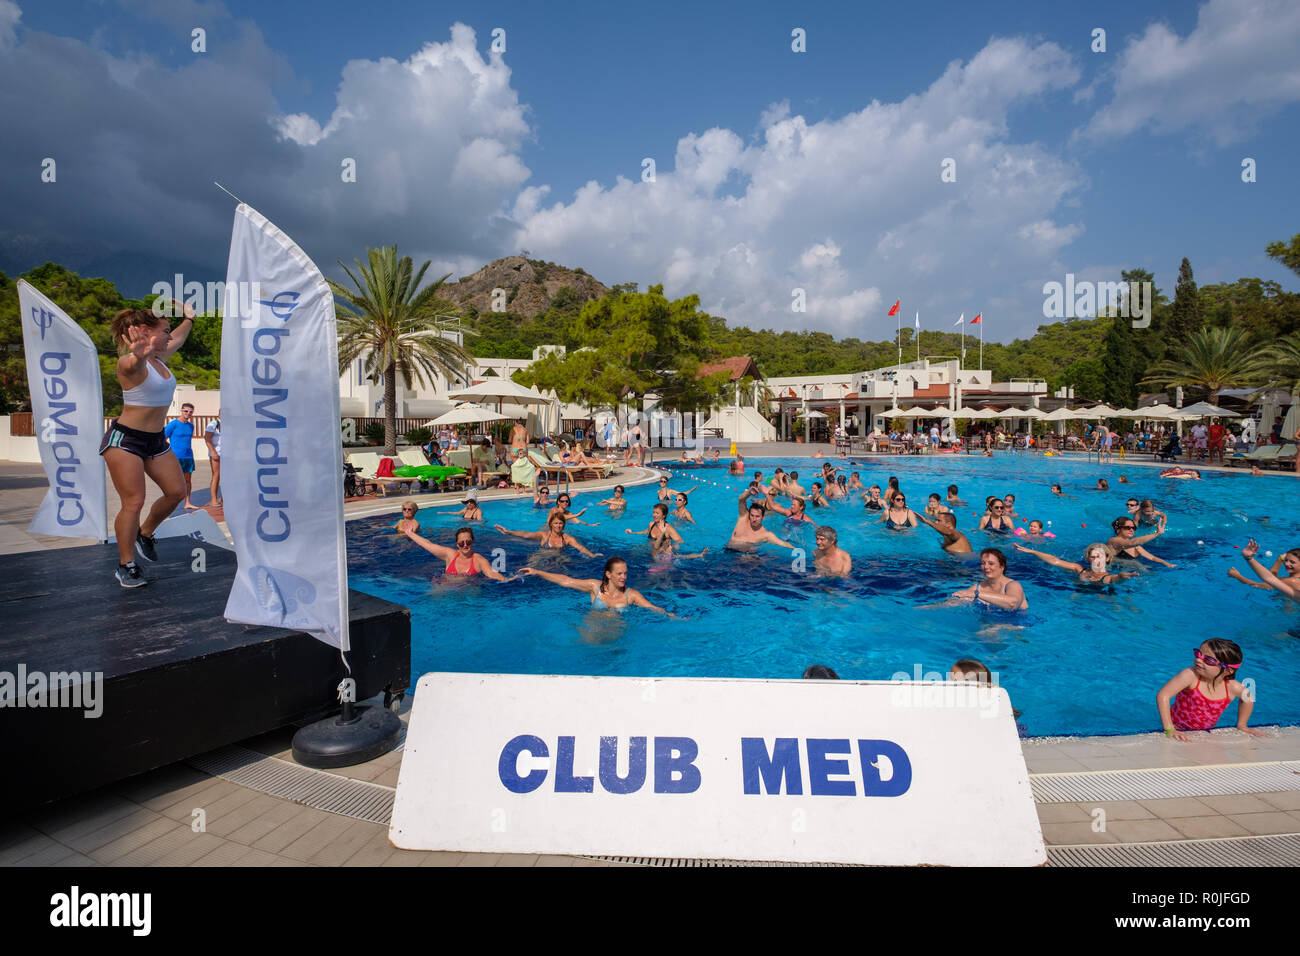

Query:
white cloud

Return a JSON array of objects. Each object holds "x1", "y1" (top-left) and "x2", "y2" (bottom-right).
[
  {"x1": 1079, "y1": 0, "x2": 1300, "y2": 144},
  {"x1": 513, "y1": 36, "x2": 1085, "y2": 337},
  {"x1": 0, "y1": 0, "x2": 20, "y2": 49}
]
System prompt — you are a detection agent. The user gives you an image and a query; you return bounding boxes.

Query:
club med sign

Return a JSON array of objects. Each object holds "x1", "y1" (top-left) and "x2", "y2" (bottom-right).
[{"x1": 390, "y1": 674, "x2": 1045, "y2": 866}]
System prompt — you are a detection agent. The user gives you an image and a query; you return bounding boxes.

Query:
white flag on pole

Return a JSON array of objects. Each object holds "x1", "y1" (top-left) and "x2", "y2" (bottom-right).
[
  {"x1": 17, "y1": 280, "x2": 108, "y2": 540},
  {"x1": 220, "y1": 204, "x2": 349, "y2": 651},
  {"x1": 954, "y1": 313, "x2": 964, "y2": 326},
  {"x1": 915, "y1": 312, "x2": 920, "y2": 329}
]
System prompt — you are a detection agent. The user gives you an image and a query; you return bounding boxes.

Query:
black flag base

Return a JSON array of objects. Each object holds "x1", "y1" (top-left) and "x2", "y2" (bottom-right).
[{"x1": 291, "y1": 700, "x2": 402, "y2": 769}]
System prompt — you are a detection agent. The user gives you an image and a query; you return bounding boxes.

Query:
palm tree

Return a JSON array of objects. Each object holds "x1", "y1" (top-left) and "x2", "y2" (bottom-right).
[
  {"x1": 1139, "y1": 326, "x2": 1270, "y2": 405},
  {"x1": 330, "y1": 246, "x2": 474, "y2": 455},
  {"x1": 1260, "y1": 331, "x2": 1300, "y2": 392}
]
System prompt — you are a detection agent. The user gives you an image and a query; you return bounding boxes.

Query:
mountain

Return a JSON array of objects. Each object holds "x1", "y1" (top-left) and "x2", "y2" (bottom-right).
[{"x1": 442, "y1": 256, "x2": 608, "y2": 319}]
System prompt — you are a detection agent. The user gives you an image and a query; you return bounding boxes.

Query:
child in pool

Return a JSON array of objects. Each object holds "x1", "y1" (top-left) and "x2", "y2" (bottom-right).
[
  {"x1": 1013, "y1": 519, "x2": 1055, "y2": 538},
  {"x1": 1156, "y1": 639, "x2": 1266, "y2": 741}
]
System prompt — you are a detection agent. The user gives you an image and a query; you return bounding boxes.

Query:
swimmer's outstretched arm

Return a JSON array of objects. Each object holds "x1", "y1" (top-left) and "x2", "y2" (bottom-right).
[
  {"x1": 1241, "y1": 540, "x2": 1300, "y2": 600},
  {"x1": 759, "y1": 530, "x2": 797, "y2": 550},
  {"x1": 628, "y1": 588, "x2": 680, "y2": 619},
  {"x1": 494, "y1": 524, "x2": 543, "y2": 542},
  {"x1": 471, "y1": 553, "x2": 510, "y2": 582},
  {"x1": 401, "y1": 527, "x2": 455, "y2": 562},
  {"x1": 1133, "y1": 546, "x2": 1176, "y2": 568},
  {"x1": 564, "y1": 534, "x2": 601, "y2": 558},
  {"x1": 1124, "y1": 519, "x2": 1167, "y2": 549},
  {"x1": 625, "y1": 523, "x2": 653, "y2": 536},
  {"x1": 1013, "y1": 543, "x2": 1082, "y2": 573},
  {"x1": 516, "y1": 568, "x2": 596, "y2": 591}
]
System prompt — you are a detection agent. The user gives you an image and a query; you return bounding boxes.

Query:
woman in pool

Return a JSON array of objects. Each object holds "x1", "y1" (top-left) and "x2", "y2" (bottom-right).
[
  {"x1": 925, "y1": 493, "x2": 951, "y2": 517},
  {"x1": 434, "y1": 492, "x2": 483, "y2": 521},
  {"x1": 656, "y1": 474, "x2": 697, "y2": 501},
  {"x1": 393, "y1": 501, "x2": 422, "y2": 533},
  {"x1": 100, "y1": 301, "x2": 194, "y2": 587},
  {"x1": 1156, "y1": 639, "x2": 1264, "y2": 741},
  {"x1": 1108, "y1": 515, "x2": 1175, "y2": 567},
  {"x1": 401, "y1": 526, "x2": 510, "y2": 580},
  {"x1": 552, "y1": 492, "x2": 598, "y2": 526},
  {"x1": 881, "y1": 491, "x2": 918, "y2": 529},
  {"x1": 953, "y1": 548, "x2": 1028, "y2": 610},
  {"x1": 671, "y1": 492, "x2": 695, "y2": 524},
  {"x1": 629, "y1": 504, "x2": 709, "y2": 560},
  {"x1": 598, "y1": 485, "x2": 628, "y2": 511},
  {"x1": 1230, "y1": 544, "x2": 1300, "y2": 592},
  {"x1": 1013, "y1": 542, "x2": 1138, "y2": 585},
  {"x1": 495, "y1": 512, "x2": 601, "y2": 557},
  {"x1": 978, "y1": 499, "x2": 1013, "y2": 534},
  {"x1": 533, "y1": 476, "x2": 551, "y2": 508},
  {"x1": 862, "y1": 484, "x2": 885, "y2": 511},
  {"x1": 517, "y1": 558, "x2": 679, "y2": 616},
  {"x1": 809, "y1": 482, "x2": 829, "y2": 507},
  {"x1": 1238, "y1": 539, "x2": 1300, "y2": 601}
]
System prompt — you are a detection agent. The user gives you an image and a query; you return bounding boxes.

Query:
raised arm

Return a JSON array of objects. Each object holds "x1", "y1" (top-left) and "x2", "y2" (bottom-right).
[
  {"x1": 402, "y1": 527, "x2": 455, "y2": 562},
  {"x1": 158, "y1": 299, "x2": 195, "y2": 359},
  {"x1": 1126, "y1": 518, "x2": 1167, "y2": 549},
  {"x1": 1241, "y1": 539, "x2": 1300, "y2": 599}
]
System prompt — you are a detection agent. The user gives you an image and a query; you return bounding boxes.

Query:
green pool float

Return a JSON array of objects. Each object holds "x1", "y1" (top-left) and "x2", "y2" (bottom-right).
[{"x1": 393, "y1": 465, "x2": 467, "y2": 481}]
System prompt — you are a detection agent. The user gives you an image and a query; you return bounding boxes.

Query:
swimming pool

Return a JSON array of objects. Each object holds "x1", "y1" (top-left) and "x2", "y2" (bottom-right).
[{"x1": 347, "y1": 455, "x2": 1300, "y2": 736}]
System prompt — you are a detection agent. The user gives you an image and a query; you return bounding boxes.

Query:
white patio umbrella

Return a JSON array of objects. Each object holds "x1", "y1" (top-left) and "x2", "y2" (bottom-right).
[
  {"x1": 446, "y1": 379, "x2": 553, "y2": 407},
  {"x1": 966, "y1": 407, "x2": 1001, "y2": 419},
  {"x1": 796, "y1": 410, "x2": 829, "y2": 419},
  {"x1": 1136, "y1": 403, "x2": 1180, "y2": 419},
  {"x1": 1179, "y1": 401, "x2": 1241, "y2": 418},
  {"x1": 897, "y1": 406, "x2": 933, "y2": 417},
  {"x1": 1041, "y1": 407, "x2": 1081, "y2": 421},
  {"x1": 424, "y1": 404, "x2": 512, "y2": 427}
]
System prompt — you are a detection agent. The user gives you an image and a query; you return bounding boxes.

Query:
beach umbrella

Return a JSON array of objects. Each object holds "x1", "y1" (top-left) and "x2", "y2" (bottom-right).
[
  {"x1": 447, "y1": 379, "x2": 553, "y2": 407},
  {"x1": 1136, "y1": 404, "x2": 1180, "y2": 419},
  {"x1": 897, "y1": 406, "x2": 933, "y2": 417},
  {"x1": 1178, "y1": 401, "x2": 1241, "y2": 418},
  {"x1": 1041, "y1": 407, "x2": 1081, "y2": 421},
  {"x1": 424, "y1": 404, "x2": 512, "y2": 427}
]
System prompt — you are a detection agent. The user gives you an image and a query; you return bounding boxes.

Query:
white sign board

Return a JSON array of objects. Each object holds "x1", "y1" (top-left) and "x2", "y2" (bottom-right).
[{"x1": 390, "y1": 674, "x2": 1045, "y2": 866}]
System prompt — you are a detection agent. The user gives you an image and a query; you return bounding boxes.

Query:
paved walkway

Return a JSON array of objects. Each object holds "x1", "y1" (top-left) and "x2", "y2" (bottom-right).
[{"x1": 2, "y1": 448, "x2": 1297, "y2": 866}]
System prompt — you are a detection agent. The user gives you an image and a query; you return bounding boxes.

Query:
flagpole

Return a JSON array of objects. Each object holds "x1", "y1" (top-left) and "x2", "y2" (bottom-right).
[
  {"x1": 980, "y1": 319, "x2": 984, "y2": 371},
  {"x1": 897, "y1": 310, "x2": 902, "y2": 368},
  {"x1": 915, "y1": 313, "x2": 920, "y2": 364}
]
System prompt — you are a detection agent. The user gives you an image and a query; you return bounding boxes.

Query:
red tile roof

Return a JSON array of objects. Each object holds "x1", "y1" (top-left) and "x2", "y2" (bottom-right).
[{"x1": 698, "y1": 356, "x2": 762, "y2": 381}]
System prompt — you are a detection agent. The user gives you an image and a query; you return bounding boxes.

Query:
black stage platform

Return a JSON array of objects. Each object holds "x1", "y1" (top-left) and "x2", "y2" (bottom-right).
[{"x1": 0, "y1": 539, "x2": 410, "y2": 810}]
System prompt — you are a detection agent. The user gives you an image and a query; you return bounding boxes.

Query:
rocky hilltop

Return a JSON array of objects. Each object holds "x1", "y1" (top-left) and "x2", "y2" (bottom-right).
[{"x1": 443, "y1": 256, "x2": 609, "y2": 319}]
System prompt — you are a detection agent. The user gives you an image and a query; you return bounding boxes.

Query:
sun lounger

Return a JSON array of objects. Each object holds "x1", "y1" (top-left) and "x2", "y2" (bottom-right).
[
  {"x1": 1271, "y1": 442, "x2": 1297, "y2": 471},
  {"x1": 346, "y1": 452, "x2": 420, "y2": 497},
  {"x1": 1226, "y1": 444, "x2": 1281, "y2": 468}
]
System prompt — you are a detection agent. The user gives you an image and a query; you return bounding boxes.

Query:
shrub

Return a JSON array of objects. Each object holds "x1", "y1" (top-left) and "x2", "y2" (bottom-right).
[
  {"x1": 363, "y1": 421, "x2": 386, "y2": 446},
  {"x1": 404, "y1": 426, "x2": 433, "y2": 446}
]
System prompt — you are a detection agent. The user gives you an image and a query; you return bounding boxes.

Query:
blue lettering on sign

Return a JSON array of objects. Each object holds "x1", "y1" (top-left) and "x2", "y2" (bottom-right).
[
  {"x1": 741, "y1": 737, "x2": 802, "y2": 795},
  {"x1": 741, "y1": 738, "x2": 912, "y2": 797},
  {"x1": 653, "y1": 737, "x2": 701, "y2": 794},
  {"x1": 554, "y1": 736, "x2": 594, "y2": 793},
  {"x1": 499, "y1": 735, "x2": 549, "y2": 793},
  {"x1": 31, "y1": 306, "x2": 54, "y2": 339},
  {"x1": 598, "y1": 736, "x2": 647, "y2": 794},
  {"x1": 247, "y1": 318, "x2": 292, "y2": 544},
  {"x1": 35, "y1": 351, "x2": 87, "y2": 528}
]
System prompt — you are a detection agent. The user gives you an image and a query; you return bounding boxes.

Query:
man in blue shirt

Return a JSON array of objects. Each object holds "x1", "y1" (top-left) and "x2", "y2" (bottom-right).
[{"x1": 164, "y1": 403, "x2": 198, "y2": 509}]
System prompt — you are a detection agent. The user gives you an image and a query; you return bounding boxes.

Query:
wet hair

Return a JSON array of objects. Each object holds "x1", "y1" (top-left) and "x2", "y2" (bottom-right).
[
  {"x1": 1028, "y1": 520, "x2": 1043, "y2": 533},
  {"x1": 1097, "y1": 478, "x2": 1109, "y2": 489},
  {"x1": 952, "y1": 659, "x2": 992, "y2": 684},
  {"x1": 928, "y1": 493, "x2": 941, "y2": 503},
  {"x1": 985, "y1": 495, "x2": 998, "y2": 509},
  {"x1": 748, "y1": 501, "x2": 766, "y2": 515},
  {"x1": 980, "y1": 547, "x2": 1008, "y2": 571},
  {"x1": 1003, "y1": 494, "x2": 1015, "y2": 502},
  {"x1": 614, "y1": 485, "x2": 624, "y2": 493},
  {"x1": 652, "y1": 502, "x2": 668, "y2": 518},
  {"x1": 790, "y1": 471, "x2": 799, "y2": 480},
  {"x1": 774, "y1": 468, "x2": 785, "y2": 475},
  {"x1": 110, "y1": 308, "x2": 167, "y2": 353},
  {"x1": 813, "y1": 482, "x2": 823, "y2": 491},
  {"x1": 1111, "y1": 515, "x2": 1135, "y2": 533},
  {"x1": 936, "y1": 511, "x2": 956, "y2": 526},
  {"x1": 802, "y1": 665, "x2": 840, "y2": 680},
  {"x1": 754, "y1": 471, "x2": 762, "y2": 480},
  {"x1": 1139, "y1": 499, "x2": 1155, "y2": 510},
  {"x1": 1201, "y1": 638, "x2": 1244, "y2": 687},
  {"x1": 852, "y1": 472, "x2": 860, "y2": 478},
  {"x1": 948, "y1": 484, "x2": 959, "y2": 495},
  {"x1": 675, "y1": 492, "x2": 689, "y2": 506},
  {"x1": 887, "y1": 476, "x2": 899, "y2": 491},
  {"x1": 1051, "y1": 483, "x2": 1062, "y2": 492},
  {"x1": 815, "y1": 525, "x2": 837, "y2": 545},
  {"x1": 454, "y1": 526, "x2": 475, "y2": 544},
  {"x1": 600, "y1": 557, "x2": 627, "y2": 594},
  {"x1": 547, "y1": 510, "x2": 568, "y2": 529}
]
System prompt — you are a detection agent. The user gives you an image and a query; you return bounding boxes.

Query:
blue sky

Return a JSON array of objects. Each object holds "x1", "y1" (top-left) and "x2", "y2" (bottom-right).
[{"x1": 2, "y1": 0, "x2": 1297, "y2": 342}]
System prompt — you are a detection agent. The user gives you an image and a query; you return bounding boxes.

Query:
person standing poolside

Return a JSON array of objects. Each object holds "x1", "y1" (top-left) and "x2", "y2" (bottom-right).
[
  {"x1": 204, "y1": 411, "x2": 222, "y2": 507},
  {"x1": 914, "y1": 510, "x2": 972, "y2": 553},
  {"x1": 518, "y1": 558, "x2": 678, "y2": 616},
  {"x1": 510, "y1": 418, "x2": 529, "y2": 462},
  {"x1": 164, "y1": 402, "x2": 198, "y2": 509},
  {"x1": 813, "y1": 526, "x2": 851, "y2": 577},
  {"x1": 403, "y1": 525, "x2": 509, "y2": 580},
  {"x1": 495, "y1": 512, "x2": 601, "y2": 557},
  {"x1": 100, "y1": 301, "x2": 194, "y2": 588},
  {"x1": 1013, "y1": 541, "x2": 1138, "y2": 585},
  {"x1": 1107, "y1": 515, "x2": 1175, "y2": 567},
  {"x1": 728, "y1": 487, "x2": 797, "y2": 551},
  {"x1": 1156, "y1": 639, "x2": 1264, "y2": 741},
  {"x1": 952, "y1": 548, "x2": 1028, "y2": 610},
  {"x1": 1208, "y1": 418, "x2": 1226, "y2": 465}
]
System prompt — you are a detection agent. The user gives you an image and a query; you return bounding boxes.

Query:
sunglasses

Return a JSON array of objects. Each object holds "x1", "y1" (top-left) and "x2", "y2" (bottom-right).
[
  {"x1": 1119, "y1": 524, "x2": 1136, "y2": 530},
  {"x1": 1193, "y1": 648, "x2": 1239, "y2": 669},
  {"x1": 401, "y1": 508, "x2": 415, "y2": 513}
]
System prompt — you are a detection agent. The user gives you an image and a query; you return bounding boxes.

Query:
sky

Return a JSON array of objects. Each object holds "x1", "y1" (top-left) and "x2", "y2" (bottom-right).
[{"x1": 2, "y1": 0, "x2": 1298, "y2": 343}]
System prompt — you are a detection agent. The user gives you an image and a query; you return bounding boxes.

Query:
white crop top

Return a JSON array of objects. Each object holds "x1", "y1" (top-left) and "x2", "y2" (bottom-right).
[{"x1": 121, "y1": 360, "x2": 177, "y2": 408}]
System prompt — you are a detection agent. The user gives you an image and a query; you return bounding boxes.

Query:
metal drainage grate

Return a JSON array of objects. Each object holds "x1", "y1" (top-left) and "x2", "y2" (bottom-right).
[
  {"x1": 1031, "y1": 761, "x2": 1300, "y2": 804},
  {"x1": 187, "y1": 745, "x2": 395, "y2": 825},
  {"x1": 1048, "y1": 834, "x2": 1300, "y2": 867},
  {"x1": 586, "y1": 856, "x2": 853, "y2": 867}
]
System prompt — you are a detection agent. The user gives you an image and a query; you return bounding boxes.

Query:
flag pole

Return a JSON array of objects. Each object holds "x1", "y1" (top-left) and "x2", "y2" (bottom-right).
[
  {"x1": 980, "y1": 318, "x2": 984, "y2": 371},
  {"x1": 915, "y1": 312, "x2": 920, "y2": 364},
  {"x1": 897, "y1": 310, "x2": 902, "y2": 368}
]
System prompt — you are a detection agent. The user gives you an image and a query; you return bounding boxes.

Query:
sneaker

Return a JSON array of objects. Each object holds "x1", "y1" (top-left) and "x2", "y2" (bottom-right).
[
  {"x1": 135, "y1": 530, "x2": 158, "y2": 563},
  {"x1": 115, "y1": 562, "x2": 147, "y2": 588}
]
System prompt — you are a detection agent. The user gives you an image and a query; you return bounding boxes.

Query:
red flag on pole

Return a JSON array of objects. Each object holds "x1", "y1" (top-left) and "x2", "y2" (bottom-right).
[
  {"x1": 970, "y1": 313, "x2": 982, "y2": 325},
  {"x1": 888, "y1": 300, "x2": 899, "y2": 316}
]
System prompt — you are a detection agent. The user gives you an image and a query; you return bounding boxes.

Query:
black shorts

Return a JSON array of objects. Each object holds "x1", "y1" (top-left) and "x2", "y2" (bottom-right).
[{"x1": 100, "y1": 420, "x2": 170, "y2": 459}]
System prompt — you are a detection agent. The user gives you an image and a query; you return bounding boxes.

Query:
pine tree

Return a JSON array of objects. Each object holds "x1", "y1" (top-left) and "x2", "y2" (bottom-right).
[
  {"x1": 1100, "y1": 315, "x2": 1138, "y2": 408},
  {"x1": 1166, "y1": 257, "x2": 1204, "y2": 358}
]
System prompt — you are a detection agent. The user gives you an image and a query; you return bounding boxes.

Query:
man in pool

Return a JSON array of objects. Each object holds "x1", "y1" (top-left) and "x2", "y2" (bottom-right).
[
  {"x1": 914, "y1": 509, "x2": 973, "y2": 553},
  {"x1": 812, "y1": 526, "x2": 852, "y2": 577},
  {"x1": 946, "y1": 484, "x2": 966, "y2": 507},
  {"x1": 728, "y1": 486, "x2": 798, "y2": 551},
  {"x1": 786, "y1": 470, "x2": 806, "y2": 499}
]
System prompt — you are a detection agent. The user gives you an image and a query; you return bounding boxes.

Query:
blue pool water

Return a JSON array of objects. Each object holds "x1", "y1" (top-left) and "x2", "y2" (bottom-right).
[{"x1": 347, "y1": 455, "x2": 1300, "y2": 736}]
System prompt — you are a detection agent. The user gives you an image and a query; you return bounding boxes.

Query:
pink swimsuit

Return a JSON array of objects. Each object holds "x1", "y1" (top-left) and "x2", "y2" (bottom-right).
[{"x1": 1170, "y1": 680, "x2": 1231, "y2": 731}]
